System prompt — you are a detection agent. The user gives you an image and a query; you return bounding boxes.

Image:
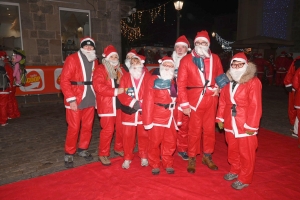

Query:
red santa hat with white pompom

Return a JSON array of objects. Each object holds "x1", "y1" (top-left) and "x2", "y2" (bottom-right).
[
  {"x1": 231, "y1": 52, "x2": 248, "y2": 64},
  {"x1": 194, "y1": 30, "x2": 210, "y2": 46},
  {"x1": 127, "y1": 49, "x2": 138, "y2": 57},
  {"x1": 132, "y1": 54, "x2": 145, "y2": 64},
  {"x1": 158, "y1": 56, "x2": 175, "y2": 65},
  {"x1": 102, "y1": 45, "x2": 118, "y2": 59},
  {"x1": 175, "y1": 35, "x2": 191, "y2": 51}
]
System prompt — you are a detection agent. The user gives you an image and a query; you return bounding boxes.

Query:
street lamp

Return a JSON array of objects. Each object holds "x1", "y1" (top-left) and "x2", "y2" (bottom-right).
[{"x1": 174, "y1": 0, "x2": 184, "y2": 38}]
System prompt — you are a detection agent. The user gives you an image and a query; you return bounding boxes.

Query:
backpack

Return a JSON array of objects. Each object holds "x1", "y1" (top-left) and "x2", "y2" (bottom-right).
[
  {"x1": 19, "y1": 63, "x2": 27, "y2": 86},
  {"x1": 0, "y1": 65, "x2": 9, "y2": 91}
]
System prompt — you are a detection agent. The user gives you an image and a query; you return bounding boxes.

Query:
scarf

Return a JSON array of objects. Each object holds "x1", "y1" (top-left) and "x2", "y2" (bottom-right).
[{"x1": 102, "y1": 58, "x2": 123, "y2": 83}]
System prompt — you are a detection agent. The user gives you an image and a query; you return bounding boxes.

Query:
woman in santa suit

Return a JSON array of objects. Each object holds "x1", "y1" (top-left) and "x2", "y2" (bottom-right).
[
  {"x1": 118, "y1": 54, "x2": 151, "y2": 169},
  {"x1": 216, "y1": 52, "x2": 262, "y2": 190},
  {"x1": 93, "y1": 45, "x2": 126, "y2": 166},
  {"x1": 143, "y1": 56, "x2": 180, "y2": 175}
]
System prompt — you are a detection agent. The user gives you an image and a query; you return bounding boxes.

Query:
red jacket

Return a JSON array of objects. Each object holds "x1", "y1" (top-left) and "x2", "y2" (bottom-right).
[
  {"x1": 60, "y1": 52, "x2": 97, "y2": 109},
  {"x1": 275, "y1": 56, "x2": 289, "y2": 72},
  {"x1": 142, "y1": 75, "x2": 179, "y2": 130},
  {"x1": 292, "y1": 68, "x2": 300, "y2": 108},
  {"x1": 253, "y1": 57, "x2": 270, "y2": 73},
  {"x1": 216, "y1": 63, "x2": 262, "y2": 138},
  {"x1": 93, "y1": 64, "x2": 127, "y2": 117},
  {"x1": 177, "y1": 52, "x2": 224, "y2": 111},
  {"x1": 284, "y1": 56, "x2": 300, "y2": 87}
]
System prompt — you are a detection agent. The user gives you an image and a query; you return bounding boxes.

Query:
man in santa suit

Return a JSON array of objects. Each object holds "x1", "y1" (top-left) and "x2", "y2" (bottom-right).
[
  {"x1": 124, "y1": 49, "x2": 138, "y2": 72},
  {"x1": 93, "y1": 45, "x2": 126, "y2": 166},
  {"x1": 118, "y1": 54, "x2": 151, "y2": 169},
  {"x1": 143, "y1": 56, "x2": 180, "y2": 175},
  {"x1": 287, "y1": 56, "x2": 300, "y2": 138},
  {"x1": 171, "y1": 35, "x2": 191, "y2": 160},
  {"x1": 216, "y1": 52, "x2": 262, "y2": 190},
  {"x1": 60, "y1": 37, "x2": 98, "y2": 168},
  {"x1": 275, "y1": 51, "x2": 289, "y2": 86},
  {"x1": 253, "y1": 53, "x2": 270, "y2": 83},
  {"x1": 177, "y1": 30, "x2": 224, "y2": 173},
  {"x1": 0, "y1": 51, "x2": 13, "y2": 126},
  {"x1": 292, "y1": 59, "x2": 300, "y2": 145}
]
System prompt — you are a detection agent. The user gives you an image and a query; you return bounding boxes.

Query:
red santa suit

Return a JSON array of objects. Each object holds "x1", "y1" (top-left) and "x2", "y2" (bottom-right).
[
  {"x1": 0, "y1": 57, "x2": 13, "y2": 126},
  {"x1": 143, "y1": 57, "x2": 180, "y2": 170},
  {"x1": 172, "y1": 35, "x2": 191, "y2": 156},
  {"x1": 177, "y1": 50, "x2": 223, "y2": 157},
  {"x1": 275, "y1": 52, "x2": 289, "y2": 86},
  {"x1": 93, "y1": 45, "x2": 126, "y2": 157},
  {"x1": 253, "y1": 54, "x2": 270, "y2": 82},
  {"x1": 118, "y1": 65, "x2": 151, "y2": 162},
  {"x1": 216, "y1": 53, "x2": 262, "y2": 185},
  {"x1": 60, "y1": 50, "x2": 97, "y2": 155},
  {"x1": 292, "y1": 66, "x2": 300, "y2": 145}
]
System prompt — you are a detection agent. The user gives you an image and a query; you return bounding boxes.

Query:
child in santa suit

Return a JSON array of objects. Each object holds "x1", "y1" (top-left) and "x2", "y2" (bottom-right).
[
  {"x1": 216, "y1": 52, "x2": 262, "y2": 190},
  {"x1": 143, "y1": 56, "x2": 180, "y2": 175},
  {"x1": 118, "y1": 54, "x2": 151, "y2": 169},
  {"x1": 93, "y1": 45, "x2": 126, "y2": 166}
]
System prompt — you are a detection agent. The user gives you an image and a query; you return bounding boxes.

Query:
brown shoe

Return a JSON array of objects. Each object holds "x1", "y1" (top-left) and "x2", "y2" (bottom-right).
[
  {"x1": 98, "y1": 156, "x2": 111, "y2": 166},
  {"x1": 202, "y1": 155, "x2": 218, "y2": 170},
  {"x1": 114, "y1": 151, "x2": 124, "y2": 157},
  {"x1": 187, "y1": 157, "x2": 196, "y2": 173}
]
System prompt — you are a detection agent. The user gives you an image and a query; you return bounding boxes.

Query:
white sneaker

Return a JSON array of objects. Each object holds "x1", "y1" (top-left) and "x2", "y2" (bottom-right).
[
  {"x1": 141, "y1": 158, "x2": 149, "y2": 167},
  {"x1": 122, "y1": 160, "x2": 131, "y2": 169}
]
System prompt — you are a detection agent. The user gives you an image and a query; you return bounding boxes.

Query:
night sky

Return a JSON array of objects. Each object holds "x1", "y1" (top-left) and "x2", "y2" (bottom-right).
[{"x1": 130, "y1": 0, "x2": 239, "y2": 49}]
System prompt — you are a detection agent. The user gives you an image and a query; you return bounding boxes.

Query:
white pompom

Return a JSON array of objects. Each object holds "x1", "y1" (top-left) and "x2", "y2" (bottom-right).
[{"x1": 158, "y1": 59, "x2": 162, "y2": 63}]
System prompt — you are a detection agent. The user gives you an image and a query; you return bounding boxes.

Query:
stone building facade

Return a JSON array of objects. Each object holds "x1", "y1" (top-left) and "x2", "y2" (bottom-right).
[{"x1": 0, "y1": 0, "x2": 135, "y2": 66}]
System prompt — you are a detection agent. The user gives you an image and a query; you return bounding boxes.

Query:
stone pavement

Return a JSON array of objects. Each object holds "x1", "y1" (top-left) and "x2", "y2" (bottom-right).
[{"x1": 0, "y1": 84, "x2": 297, "y2": 185}]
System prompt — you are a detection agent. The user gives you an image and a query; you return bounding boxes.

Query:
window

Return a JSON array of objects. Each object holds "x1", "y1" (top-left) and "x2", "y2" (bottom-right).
[
  {"x1": 0, "y1": 2, "x2": 23, "y2": 52},
  {"x1": 59, "y1": 8, "x2": 91, "y2": 61}
]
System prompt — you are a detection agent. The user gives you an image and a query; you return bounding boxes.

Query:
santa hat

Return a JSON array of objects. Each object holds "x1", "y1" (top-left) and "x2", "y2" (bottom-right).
[
  {"x1": 158, "y1": 56, "x2": 175, "y2": 66},
  {"x1": 258, "y1": 53, "x2": 263, "y2": 58},
  {"x1": 175, "y1": 35, "x2": 191, "y2": 51},
  {"x1": 102, "y1": 45, "x2": 118, "y2": 58},
  {"x1": 127, "y1": 49, "x2": 138, "y2": 57},
  {"x1": 231, "y1": 52, "x2": 248, "y2": 64},
  {"x1": 132, "y1": 54, "x2": 145, "y2": 64},
  {"x1": 80, "y1": 37, "x2": 95, "y2": 48},
  {"x1": 194, "y1": 30, "x2": 210, "y2": 45}
]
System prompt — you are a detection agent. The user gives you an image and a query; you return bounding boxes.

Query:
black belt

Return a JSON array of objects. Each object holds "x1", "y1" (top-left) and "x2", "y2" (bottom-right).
[
  {"x1": 70, "y1": 81, "x2": 92, "y2": 85},
  {"x1": 231, "y1": 104, "x2": 237, "y2": 117},
  {"x1": 155, "y1": 103, "x2": 175, "y2": 109}
]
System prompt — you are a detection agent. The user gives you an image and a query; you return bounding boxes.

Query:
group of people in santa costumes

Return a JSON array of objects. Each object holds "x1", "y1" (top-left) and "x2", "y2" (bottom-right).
[
  {"x1": 0, "y1": 51, "x2": 21, "y2": 127},
  {"x1": 60, "y1": 30, "x2": 263, "y2": 190}
]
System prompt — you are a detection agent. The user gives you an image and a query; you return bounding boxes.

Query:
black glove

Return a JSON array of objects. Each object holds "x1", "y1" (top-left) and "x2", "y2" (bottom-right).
[
  {"x1": 285, "y1": 86, "x2": 293, "y2": 92},
  {"x1": 133, "y1": 101, "x2": 141, "y2": 110}
]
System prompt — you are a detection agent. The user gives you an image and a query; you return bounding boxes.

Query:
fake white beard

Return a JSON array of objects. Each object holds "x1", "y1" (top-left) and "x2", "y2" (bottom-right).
[
  {"x1": 195, "y1": 45, "x2": 210, "y2": 58},
  {"x1": 171, "y1": 51, "x2": 185, "y2": 69},
  {"x1": 160, "y1": 65, "x2": 175, "y2": 80},
  {"x1": 229, "y1": 66, "x2": 247, "y2": 81},
  {"x1": 80, "y1": 48, "x2": 97, "y2": 62},
  {"x1": 125, "y1": 58, "x2": 131, "y2": 68},
  {"x1": 129, "y1": 64, "x2": 143, "y2": 79},
  {"x1": 105, "y1": 58, "x2": 119, "y2": 67}
]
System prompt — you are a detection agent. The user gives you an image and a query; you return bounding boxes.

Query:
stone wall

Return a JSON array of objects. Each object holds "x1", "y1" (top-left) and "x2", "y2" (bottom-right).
[{"x1": 0, "y1": 0, "x2": 135, "y2": 65}]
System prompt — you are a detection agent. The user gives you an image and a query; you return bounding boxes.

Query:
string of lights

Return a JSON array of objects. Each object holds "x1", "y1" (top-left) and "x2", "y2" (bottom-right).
[
  {"x1": 212, "y1": 32, "x2": 234, "y2": 51},
  {"x1": 120, "y1": 20, "x2": 142, "y2": 42}
]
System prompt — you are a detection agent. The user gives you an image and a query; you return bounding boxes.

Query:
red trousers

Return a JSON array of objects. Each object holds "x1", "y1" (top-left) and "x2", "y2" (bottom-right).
[
  {"x1": 0, "y1": 94, "x2": 9, "y2": 125},
  {"x1": 99, "y1": 109, "x2": 123, "y2": 156},
  {"x1": 225, "y1": 132, "x2": 258, "y2": 184},
  {"x1": 188, "y1": 95, "x2": 218, "y2": 157},
  {"x1": 7, "y1": 87, "x2": 20, "y2": 118},
  {"x1": 123, "y1": 124, "x2": 148, "y2": 160},
  {"x1": 148, "y1": 123, "x2": 177, "y2": 169},
  {"x1": 288, "y1": 91, "x2": 297, "y2": 125},
  {"x1": 64, "y1": 107, "x2": 94, "y2": 154},
  {"x1": 276, "y1": 72, "x2": 286, "y2": 86},
  {"x1": 177, "y1": 114, "x2": 189, "y2": 152},
  {"x1": 296, "y1": 110, "x2": 300, "y2": 144}
]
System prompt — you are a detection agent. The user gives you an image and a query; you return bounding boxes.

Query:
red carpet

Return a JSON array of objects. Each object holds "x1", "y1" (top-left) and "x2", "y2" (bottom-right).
[{"x1": 1, "y1": 128, "x2": 300, "y2": 200}]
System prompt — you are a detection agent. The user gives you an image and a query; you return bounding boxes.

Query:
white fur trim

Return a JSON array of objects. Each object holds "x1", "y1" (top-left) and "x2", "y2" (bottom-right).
[
  {"x1": 180, "y1": 102, "x2": 189, "y2": 108},
  {"x1": 194, "y1": 37, "x2": 209, "y2": 44},
  {"x1": 244, "y1": 123, "x2": 259, "y2": 130},
  {"x1": 175, "y1": 42, "x2": 188, "y2": 47},
  {"x1": 216, "y1": 117, "x2": 224, "y2": 122},
  {"x1": 66, "y1": 97, "x2": 76, "y2": 102},
  {"x1": 114, "y1": 89, "x2": 118, "y2": 96},
  {"x1": 144, "y1": 123, "x2": 154, "y2": 130},
  {"x1": 231, "y1": 58, "x2": 247, "y2": 64},
  {"x1": 106, "y1": 52, "x2": 118, "y2": 59},
  {"x1": 129, "y1": 99, "x2": 137, "y2": 108},
  {"x1": 132, "y1": 55, "x2": 145, "y2": 63},
  {"x1": 285, "y1": 84, "x2": 292, "y2": 87},
  {"x1": 158, "y1": 59, "x2": 162, "y2": 63}
]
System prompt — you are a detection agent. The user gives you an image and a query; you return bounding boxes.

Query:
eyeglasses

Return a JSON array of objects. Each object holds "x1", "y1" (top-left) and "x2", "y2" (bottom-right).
[
  {"x1": 231, "y1": 63, "x2": 245, "y2": 68},
  {"x1": 195, "y1": 42, "x2": 208, "y2": 46}
]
